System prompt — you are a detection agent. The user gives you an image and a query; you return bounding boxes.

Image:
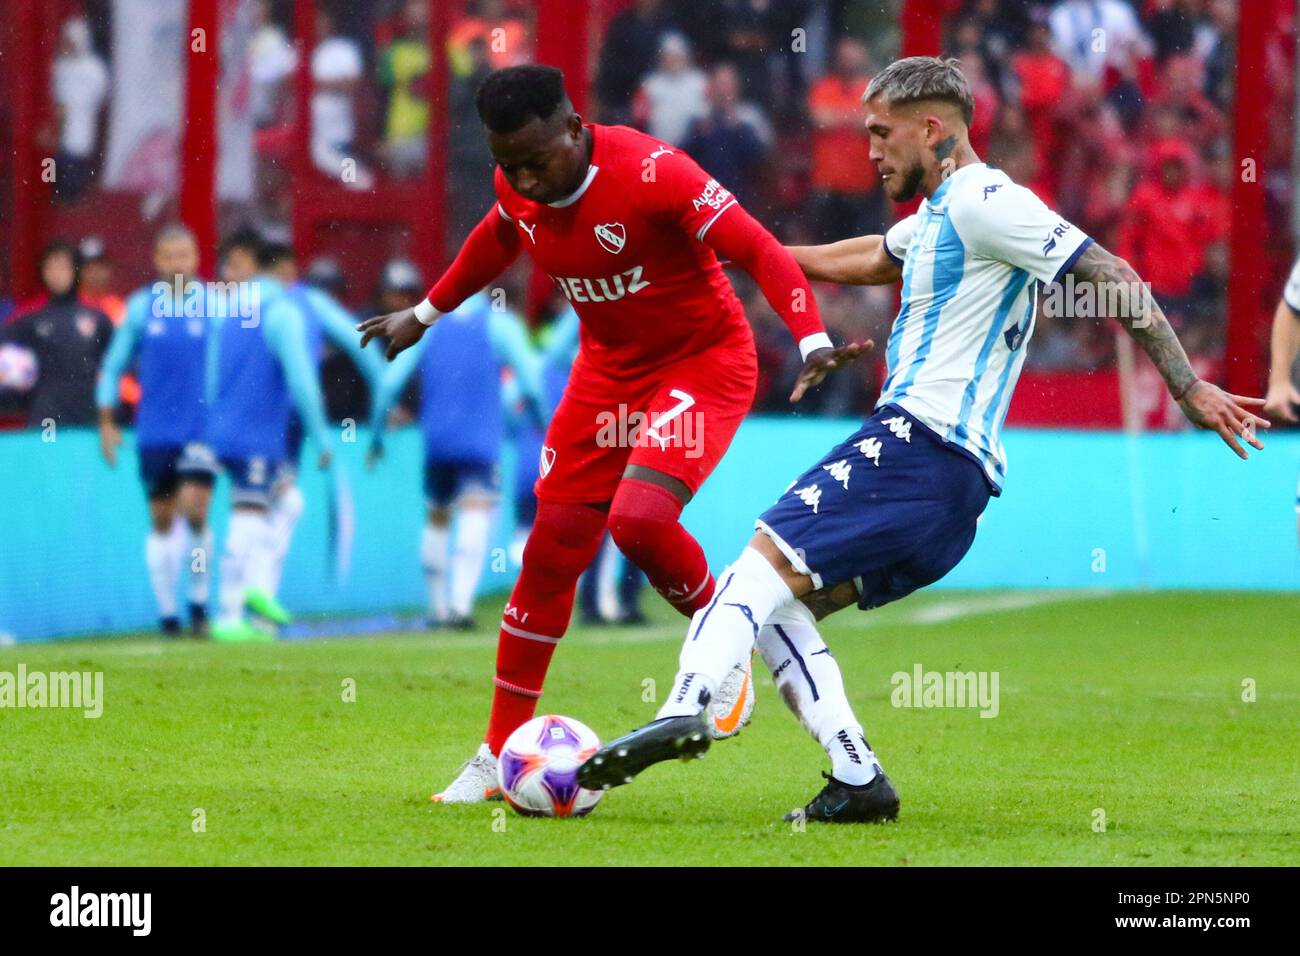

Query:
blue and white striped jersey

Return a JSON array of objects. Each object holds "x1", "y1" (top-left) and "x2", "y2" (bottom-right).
[
  {"x1": 1283, "y1": 255, "x2": 1300, "y2": 314},
  {"x1": 877, "y1": 163, "x2": 1092, "y2": 491}
]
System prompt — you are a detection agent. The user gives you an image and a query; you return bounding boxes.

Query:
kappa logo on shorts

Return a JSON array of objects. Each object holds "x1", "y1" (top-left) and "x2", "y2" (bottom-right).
[
  {"x1": 855, "y1": 437, "x2": 883, "y2": 466},
  {"x1": 539, "y1": 446, "x2": 557, "y2": 478},
  {"x1": 882, "y1": 416, "x2": 912, "y2": 443},
  {"x1": 794, "y1": 484, "x2": 822, "y2": 514},
  {"x1": 822, "y1": 460, "x2": 852, "y2": 489},
  {"x1": 594, "y1": 222, "x2": 626, "y2": 254}
]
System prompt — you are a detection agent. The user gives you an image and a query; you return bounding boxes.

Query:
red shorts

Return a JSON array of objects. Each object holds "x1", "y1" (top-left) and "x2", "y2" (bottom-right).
[{"x1": 535, "y1": 342, "x2": 758, "y2": 505}]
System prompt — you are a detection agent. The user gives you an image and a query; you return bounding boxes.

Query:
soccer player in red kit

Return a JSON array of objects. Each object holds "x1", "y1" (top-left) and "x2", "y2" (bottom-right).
[{"x1": 359, "y1": 65, "x2": 867, "y2": 803}]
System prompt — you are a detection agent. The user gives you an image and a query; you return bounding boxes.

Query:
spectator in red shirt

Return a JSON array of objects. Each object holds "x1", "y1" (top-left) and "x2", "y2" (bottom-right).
[
  {"x1": 1145, "y1": 53, "x2": 1228, "y2": 147},
  {"x1": 1118, "y1": 141, "x2": 1217, "y2": 322},
  {"x1": 1011, "y1": 19, "x2": 1069, "y2": 172},
  {"x1": 807, "y1": 38, "x2": 880, "y2": 242}
]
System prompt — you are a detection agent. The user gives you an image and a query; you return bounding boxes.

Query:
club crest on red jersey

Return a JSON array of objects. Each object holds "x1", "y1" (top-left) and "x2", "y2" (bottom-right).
[
  {"x1": 594, "y1": 222, "x2": 626, "y2": 254},
  {"x1": 539, "y1": 446, "x2": 557, "y2": 478}
]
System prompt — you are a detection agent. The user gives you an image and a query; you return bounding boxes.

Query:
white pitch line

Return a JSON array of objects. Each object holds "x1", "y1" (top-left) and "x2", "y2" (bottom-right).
[{"x1": 905, "y1": 590, "x2": 1115, "y2": 625}]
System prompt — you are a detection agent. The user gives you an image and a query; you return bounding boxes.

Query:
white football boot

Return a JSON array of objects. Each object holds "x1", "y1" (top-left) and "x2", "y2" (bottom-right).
[
  {"x1": 708, "y1": 657, "x2": 755, "y2": 740},
  {"x1": 431, "y1": 743, "x2": 503, "y2": 803}
]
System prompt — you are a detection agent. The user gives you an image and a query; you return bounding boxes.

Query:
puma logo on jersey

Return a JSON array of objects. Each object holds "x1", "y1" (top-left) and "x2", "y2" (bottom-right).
[
  {"x1": 519, "y1": 221, "x2": 537, "y2": 244},
  {"x1": 551, "y1": 265, "x2": 650, "y2": 304},
  {"x1": 649, "y1": 147, "x2": 674, "y2": 159}
]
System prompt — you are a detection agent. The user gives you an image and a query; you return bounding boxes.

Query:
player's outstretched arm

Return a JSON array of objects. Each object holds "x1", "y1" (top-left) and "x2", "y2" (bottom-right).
[
  {"x1": 364, "y1": 341, "x2": 425, "y2": 468},
  {"x1": 1264, "y1": 294, "x2": 1300, "y2": 423},
  {"x1": 268, "y1": 300, "x2": 334, "y2": 470},
  {"x1": 488, "y1": 311, "x2": 550, "y2": 427},
  {"x1": 786, "y1": 235, "x2": 902, "y2": 286},
  {"x1": 1069, "y1": 241, "x2": 1269, "y2": 458},
  {"x1": 701, "y1": 202, "x2": 873, "y2": 402},
  {"x1": 358, "y1": 204, "x2": 522, "y2": 361},
  {"x1": 93, "y1": 297, "x2": 145, "y2": 467},
  {"x1": 309, "y1": 286, "x2": 386, "y2": 390}
]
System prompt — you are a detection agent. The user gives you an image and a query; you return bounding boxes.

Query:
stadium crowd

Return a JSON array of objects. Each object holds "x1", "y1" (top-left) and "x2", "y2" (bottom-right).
[{"x1": 1, "y1": 0, "x2": 1245, "y2": 425}]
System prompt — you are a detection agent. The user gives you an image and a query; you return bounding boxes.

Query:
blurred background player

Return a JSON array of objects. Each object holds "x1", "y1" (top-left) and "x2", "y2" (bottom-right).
[
  {"x1": 258, "y1": 240, "x2": 385, "y2": 604},
  {"x1": 1263, "y1": 252, "x2": 1300, "y2": 546},
  {"x1": 95, "y1": 224, "x2": 217, "y2": 636},
  {"x1": 78, "y1": 237, "x2": 125, "y2": 326},
  {"x1": 368, "y1": 288, "x2": 548, "y2": 630},
  {"x1": 208, "y1": 231, "x2": 334, "y2": 642},
  {"x1": 359, "y1": 64, "x2": 860, "y2": 803},
  {"x1": 0, "y1": 241, "x2": 113, "y2": 429}
]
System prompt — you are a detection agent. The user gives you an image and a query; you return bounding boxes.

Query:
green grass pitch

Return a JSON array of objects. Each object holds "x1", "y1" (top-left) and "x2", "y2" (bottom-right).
[{"x1": 1, "y1": 591, "x2": 1295, "y2": 866}]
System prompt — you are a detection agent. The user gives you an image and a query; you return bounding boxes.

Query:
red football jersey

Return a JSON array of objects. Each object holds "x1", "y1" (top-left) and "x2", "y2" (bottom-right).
[{"x1": 493, "y1": 124, "x2": 754, "y2": 403}]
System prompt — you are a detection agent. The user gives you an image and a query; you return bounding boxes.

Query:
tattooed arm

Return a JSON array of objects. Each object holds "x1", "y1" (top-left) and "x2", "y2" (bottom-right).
[{"x1": 1068, "y1": 241, "x2": 1269, "y2": 458}]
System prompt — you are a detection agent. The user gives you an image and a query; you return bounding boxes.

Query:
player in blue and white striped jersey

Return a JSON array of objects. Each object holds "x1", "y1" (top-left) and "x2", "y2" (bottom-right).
[
  {"x1": 1263, "y1": 253, "x2": 1300, "y2": 544},
  {"x1": 580, "y1": 55, "x2": 1270, "y2": 822}
]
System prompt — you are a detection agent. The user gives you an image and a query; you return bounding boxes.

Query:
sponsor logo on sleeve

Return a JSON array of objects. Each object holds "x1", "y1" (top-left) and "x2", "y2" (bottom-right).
[
  {"x1": 692, "y1": 179, "x2": 732, "y2": 212},
  {"x1": 1042, "y1": 222, "x2": 1071, "y2": 255}
]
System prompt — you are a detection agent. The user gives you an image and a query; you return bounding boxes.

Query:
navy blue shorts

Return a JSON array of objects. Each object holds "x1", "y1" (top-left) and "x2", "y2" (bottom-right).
[
  {"x1": 138, "y1": 442, "x2": 217, "y2": 500},
  {"x1": 221, "y1": 455, "x2": 282, "y2": 508},
  {"x1": 424, "y1": 459, "x2": 500, "y2": 509},
  {"x1": 756, "y1": 404, "x2": 991, "y2": 611}
]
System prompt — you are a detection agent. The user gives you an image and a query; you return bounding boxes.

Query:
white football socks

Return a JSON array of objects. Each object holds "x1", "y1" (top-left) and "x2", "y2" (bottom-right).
[
  {"x1": 421, "y1": 522, "x2": 450, "y2": 622},
  {"x1": 186, "y1": 524, "x2": 214, "y2": 606},
  {"x1": 145, "y1": 525, "x2": 182, "y2": 619},
  {"x1": 265, "y1": 483, "x2": 305, "y2": 597},
  {"x1": 449, "y1": 507, "x2": 491, "y2": 619},
  {"x1": 658, "y1": 547, "x2": 793, "y2": 719},
  {"x1": 219, "y1": 508, "x2": 268, "y2": 626},
  {"x1": 756, "y1": 600, "x2": 880, "y2": 786}
]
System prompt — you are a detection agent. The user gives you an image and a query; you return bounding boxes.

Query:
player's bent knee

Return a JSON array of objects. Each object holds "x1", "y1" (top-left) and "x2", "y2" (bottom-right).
[
  {"x1": 800, "y1": 580, "x2": 861, "y2": 621},
  {"x1": 607, "y1": 476, "x2": 685, "y2": 557},
  {"x1": 605, "y1": 510, "x2": 660, "y2": 557},
  {"x1": 519, "y1": 501, "x2": 608, "y2": 587},
  {"x1": 747, "y1": 530, "x2": 816, "y2": 598}
]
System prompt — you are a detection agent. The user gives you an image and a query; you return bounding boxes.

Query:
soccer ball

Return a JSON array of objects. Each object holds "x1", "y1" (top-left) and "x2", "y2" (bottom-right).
[
  {"x1": 0, "y1": 343, "x2": 37, "y2": 391},
  {"x1": 497, "y1": 715, "x2": 604, "y2": 817}
]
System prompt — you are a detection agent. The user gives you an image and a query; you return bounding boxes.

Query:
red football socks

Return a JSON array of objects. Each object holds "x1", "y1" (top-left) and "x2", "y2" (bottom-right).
[
  {"x1": 608, "y1": 478, "x2": 715, "y2": 618},
  {"x1": 485, "y1": 501, "x2": 607, "y2": 754}
]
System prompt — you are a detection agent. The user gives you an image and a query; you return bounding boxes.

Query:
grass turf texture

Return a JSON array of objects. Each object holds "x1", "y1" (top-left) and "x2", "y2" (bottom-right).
[{"x1": 1, "y1": 591, "x2": 1295, "y2": 866}]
